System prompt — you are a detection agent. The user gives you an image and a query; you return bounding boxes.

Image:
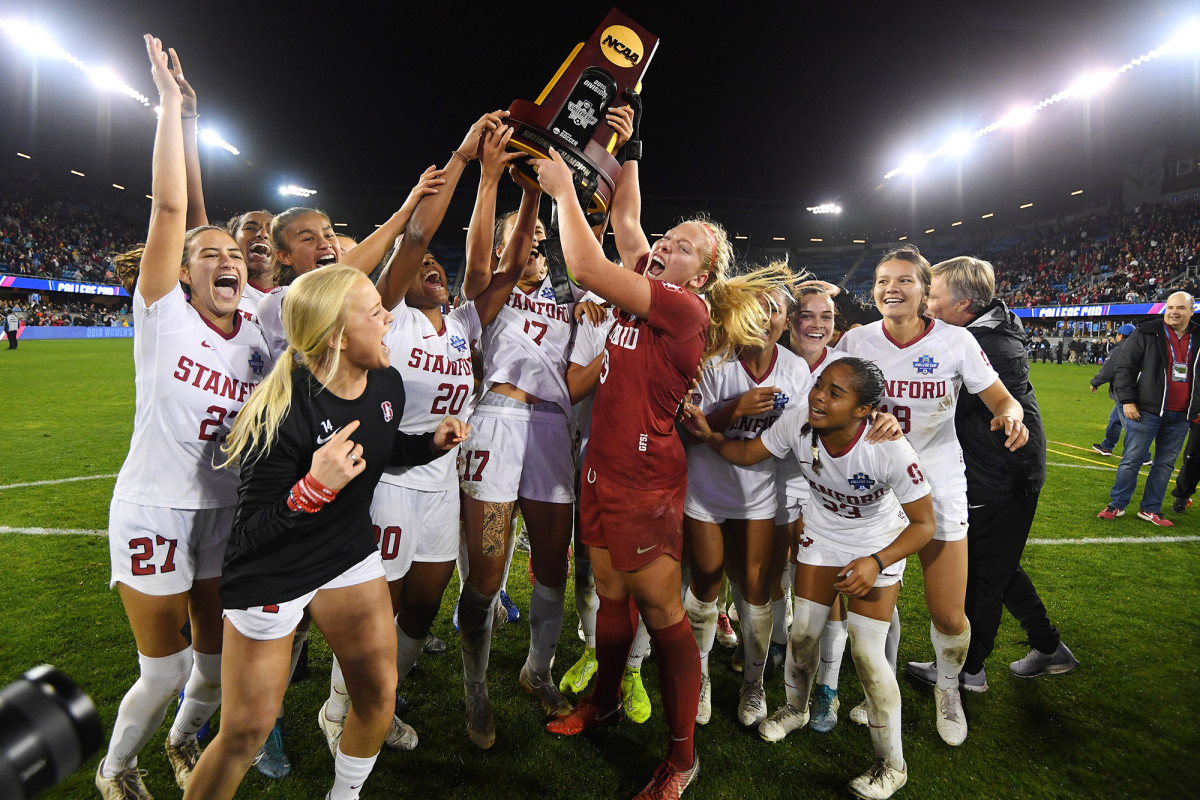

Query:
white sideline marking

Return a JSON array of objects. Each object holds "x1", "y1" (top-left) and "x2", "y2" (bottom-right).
[
  {"x1": 0, "y1": 474, "x2": 117, "y2": 491},
  {"x1": 1028, "y1": 535, "x2": 1200, "y2": 545},
  {"x1": 1047, "y1": 462, "x2": 1116, "y2": 471},
  {"x1": 0, "y1": 527, "x2": 106, "y2": 536}
]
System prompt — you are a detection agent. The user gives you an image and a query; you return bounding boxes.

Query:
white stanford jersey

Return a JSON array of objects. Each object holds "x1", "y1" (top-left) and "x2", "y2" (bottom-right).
[
  {"x1": 761, "y1": 414, "x2": 931, "y2": 551},
  {"x1": 113, "y1": 284, "x2": 273, "y2": 508},
  {"x1": 686, "y1": 346, "x2": 812, "y2": 519},
  {"x1": 379, "y1": 300, "x2": 482, "y2": 491},
  {"x1": 782, "y1": 346, "x2": 850, "y2": 503},
  {"x1": 238, "y1": 282, "x2": 268, "y2": 324},
  {"x1": 479, "y1": 275, "x2": 583, "y2": 411},
  {"x1": 568, "y1": 308, "x2": 616, "y2": 466},
  {"x1": 838, "y1": 318, "x2": 997, "y2": 496},
  {"x1": 254, "y1": 285, "x2": 289, "y2": 362}
]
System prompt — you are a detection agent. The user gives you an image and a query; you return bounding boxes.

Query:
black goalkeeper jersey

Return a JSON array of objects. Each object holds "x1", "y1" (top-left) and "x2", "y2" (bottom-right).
[{"x1": 221, "y1": 367, "x2": 444, "y2": 608}]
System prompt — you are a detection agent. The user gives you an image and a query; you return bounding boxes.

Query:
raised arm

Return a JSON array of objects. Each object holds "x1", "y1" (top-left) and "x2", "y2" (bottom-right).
[
  {"x1": 462, "y1": 124, "x2": 523, "y2": 300},
  {"x1": 168, "y1": 47, "x2": 207, "y2": 229},
  {"x1": 610, "y1": 157, "x2": 649, "y2": 269},
  {"x1": 535, "y1": 148, "x2": 651, "y2": 318},
  {"x1": 472, "y1": 177, "x2": 541, "y2": 326},
  {"x1": 137, "y1": 35, "x2": 188, "y2": 307}
]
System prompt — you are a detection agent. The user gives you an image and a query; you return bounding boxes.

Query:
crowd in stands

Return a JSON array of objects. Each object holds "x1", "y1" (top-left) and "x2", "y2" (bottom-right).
[
  {"x1": 2, "y1": 298, "x2": 130, "y2": 327},
  {"x1": 0, "y1": 176, "x2": 142, "y2": 287}
]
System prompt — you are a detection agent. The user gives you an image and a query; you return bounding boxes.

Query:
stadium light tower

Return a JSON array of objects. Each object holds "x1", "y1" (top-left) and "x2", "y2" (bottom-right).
[
  {"x1": 1067, "y1": 69, "x2": 1117, "y2": 98},
  {"x1": 199, "y1": 128, "x2": 241, "y2": 156},
  {"x1": 280, "y1": 184, "x2": 317, "y2": 198},
  {"x1": 807, "y1": 203, "x2": 842, "y2": 215}
]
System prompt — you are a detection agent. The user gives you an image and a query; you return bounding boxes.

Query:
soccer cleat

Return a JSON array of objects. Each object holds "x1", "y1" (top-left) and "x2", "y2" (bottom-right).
[
  {"x1": 758, "y1": 702, "x2": 809, "y2": 742},
  {"x1": 1097, "y1": 504, "x2": 1125, "y2": 520},
  {"x1": 1091, "y1": 442, "x2": 1114, "y2": 456},
  {"x1": 254, "y1": 718, "x2": 291, "y2": 778},
  {"x1": 317, "y1": 700, "x2": 345, "y2": 756},
  {"x1": 737, "y1": 679, "x2": 768, "y2": 727},
  {"x1": 907, "y1": 661, "x2": 988, "y2": 693},
  {"x1": 500, "y1": 590, "x2": 521, "y2": 623},
  {"x1": 384, "y1": 714, "x2": 419, "y2": 750},
  {"x1": 960, "y1": 667, "x2": 988, "y2": 693},
  {"x1": 621, "y1": 666, "x2": 652, "y2": 723},
  {"x1": 1010, "y1": 641, "x2": 1080, "y2": 678},
  {"x1": 933, "y1": 685, "x2": 968, "y2": 746},
  {"x1": 546, "y1": 696, "x2": 624, "y2": 735},
  {"x1": 695, "y1": 674, "x2": 711, "y2": 725},
  {"x1": 849, "y1": 700, "x2": 870, "y2": 725},
  {"x1": 1144, "y1": 457, "x2": 1154, "y2": 466},
  {"x1": 577, "y1": 619, "x2": 586, "y2": 642},
  {"x1": 452, "y1": 599, "x2": 460, "y2": 632},
  {"x1": 95, "y1": 760, "x2": 153, "y2": 800},
  {"x1": 559, "y1": 647, "x2": 599, "y2": 695},
  {"x1": 727, "y1": 602, "x2": 738, "y2": 623},
  {"x1": 464, "y1": 680, "x2": 496, "y2": 749},
  {"x1": 848, "y1": 759, "x2": 908, "y2": 800},
  {"x1": 763, "y1": 640, "x2": 786, "y2": 679},
  {"x1": 632, "y1": 751, "x2": 699, "y2": 800},
  {"x1": 730, "y1": 645, "x2": 744, "y2": 674},
  {"x1": 809, "y1": 684, "x2": 840, "y2": 733},
  {"x1": 520, "y1": 663, "x2": 573, "y2": 717},
  {"x1": 1136, "y1": 510, "x2": 1174, "y2": 527},
  {"x1": 164, "y1": 737, "x2": 201, "y2": 789},
  {"x1": 715, "y1": 612, "x2": 738, "y2": 648},
  {"x1": 1172, "y1": 496, "x2": 1193, "y2": 514},
  {"x1": 423, "y1": 631, "x2": 447, "y2": 654}
]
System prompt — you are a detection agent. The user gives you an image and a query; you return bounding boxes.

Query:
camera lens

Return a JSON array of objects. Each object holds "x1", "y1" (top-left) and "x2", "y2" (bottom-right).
[{"x1": 0, "y1": 665, "x2": 102, "y2": 799}]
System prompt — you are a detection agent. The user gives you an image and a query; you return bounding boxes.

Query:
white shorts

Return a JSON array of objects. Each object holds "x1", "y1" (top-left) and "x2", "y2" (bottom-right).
[
  {"x1": 775, "y1": 493, "x2": 803, "y2": 526},
  {"x1": 683, "y1": 490, "x2": 777, "y2": 524},
  {"x1": 794, "y1": 527, "x2": 906, "y2": 588},
  {"x1": 931, "y1": 492, "x2": 969, "y2": 542},
  {"x1": 370, "y1": 483, "x2": 460, "y2": 581},
  {"x1": 459, "y1": 394, "x2": 574, "y2": 504},
  {"x1": 108, "y1": 498, "x2": 233, "y2": 595},
  {"x1": 224, "y1": 553, "x2": 385, "y2": 641}
]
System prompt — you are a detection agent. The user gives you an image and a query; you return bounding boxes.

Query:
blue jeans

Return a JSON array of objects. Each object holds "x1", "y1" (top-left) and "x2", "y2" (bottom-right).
[
  {"x1": 1110, "y1": 409, "x2": 1190, "y2": 513},
  {"x1": 1101, "y1": 401, "x2": 1126, "y2": 449}
]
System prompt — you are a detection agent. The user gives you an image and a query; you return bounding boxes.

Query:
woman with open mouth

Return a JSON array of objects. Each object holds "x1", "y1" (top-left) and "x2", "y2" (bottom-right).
[{"x1": 95, "y1": 36, "x2": 274, "y2": 800}]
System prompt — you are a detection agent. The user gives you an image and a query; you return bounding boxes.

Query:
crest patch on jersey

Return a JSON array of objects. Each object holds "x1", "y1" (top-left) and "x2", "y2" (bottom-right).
[
  {"x1": 663, "y1": 282, "x2": 684, "y2": 293},
  {"x1": 450, "y1": 334, "x2": 468, "y2": 352},
  {"x1": 540, "y1": 285, "x2": 556, "y2": 301},
  {"x1": 249, "y1": 352, "x2": 264, "y2": 376},
  {"x1": 381, "y1": 401, "x2": 393, "y2": 422},
  {"x1": 912, "y1": 355, "x2": 939, "y2": 375},
  {"x1": 848, "y1": 472, "x2": 875, "y2": 491}
]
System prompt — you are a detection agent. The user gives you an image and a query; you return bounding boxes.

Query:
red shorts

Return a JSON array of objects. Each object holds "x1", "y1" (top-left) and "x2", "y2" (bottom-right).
[{"x1": 579, "y1": 466, "x2": 685, "y2": 572}]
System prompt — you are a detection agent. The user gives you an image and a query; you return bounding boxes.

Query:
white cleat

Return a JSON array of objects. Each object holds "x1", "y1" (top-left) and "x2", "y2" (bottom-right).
[
  {"x1": 384, "y1": 715, "x2": 418, "y2": 750},
  {"x1": 849, "y1": 759, "x2": 908, "y2": 799},
  {"x1": 737, "y1": 679, "x2": 768, "y2": 727},
  {"x1": 95, "y1": 759, "x2": 153, "y2": 800},
  {"x1": 317, "y1": 700, "x2": 346, "y2": 756},
  {"x1": 934, "y1": 685, "x2": 968, "y2": 746},
  {"x1": 758, "y1": 702, "x2": 809, "y2": 742},
  {"x1": 164, "y1": 737, "x2": 200, "y2": 790},
  {"x1": 849, "y1": 700, "x2": 870, "y2": 725},
  {"x1": 695, "y1": 674, "x2": 712, "y2": 725}
]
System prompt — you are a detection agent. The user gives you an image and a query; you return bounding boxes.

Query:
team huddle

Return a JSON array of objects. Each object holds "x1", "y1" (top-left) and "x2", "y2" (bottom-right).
[{"x1": 95, "y1": 36, "x2": 1073, "y2": 800}]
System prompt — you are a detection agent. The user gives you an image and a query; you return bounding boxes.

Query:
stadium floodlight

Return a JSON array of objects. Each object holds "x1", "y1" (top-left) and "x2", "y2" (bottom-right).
[
  {"x1": 16, "y1": 152, "x2": 30, "y2": 159},
  {"x1": 1067, "y1": 69, "x2": 1117, "y2": 98},
  {"x1": 1020, "y1": 202, "x2": 1034, "y2": 209},
  {"x1": 806, "y1": 203, "x2": 842, "y2": 215},
  {"x1": 199, "y1": 127, "x2": 240, "y2": 156},
  {"x1": 999, "y1": 105, "x2": 1036, "y2": 129},
  {"x1": 810, "y1": 238, "x2": 823, "y2": 242},
  {"x1": 1071, "y1": 189, "x2": 1084, "y2": 196},
  {"x1": 924, "y1": 228, "x2": 935, "y2": 234},
  {"x1": 70, "y1": 169, "x2": 84, "y2": 177},
  {"x1": 112, "y1": 183, "x2": 124, "y2": 190},
  {"x1": 279, "y1": 184, "x2": 317, "y2": 198},
  {"x1": 943, "y1": 131, "x2": 974, "y2": 157},
  {"x1": 0, "y1": 20, "x2": 151, "y2": 107},
  {"x1": 1162, "y1": 18, "x2": 1200, "y2": 55},
  {"x1": 981, "y1": 212, "x2": 994, "y2": 219}
]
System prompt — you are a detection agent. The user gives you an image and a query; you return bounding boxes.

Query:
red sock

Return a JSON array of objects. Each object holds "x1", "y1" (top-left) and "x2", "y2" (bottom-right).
[
  {"x1": 591, "y1": 595, "x2": 634, "y2": 710},
  {"x1": 649, "y1": 616, "x2": 700, "y2": 771}
]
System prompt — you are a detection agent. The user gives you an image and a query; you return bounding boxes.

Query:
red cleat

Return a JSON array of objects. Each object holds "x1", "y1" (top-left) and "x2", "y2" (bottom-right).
[
  {"x1": 545, "y1": 697, "x2": 624, "y2": 735},
  {"x1": 632, "y1": 752, "x2": 700, "y2": 800}
]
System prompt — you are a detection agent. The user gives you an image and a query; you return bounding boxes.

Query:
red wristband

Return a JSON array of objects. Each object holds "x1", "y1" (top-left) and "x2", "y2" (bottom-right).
[{"x1": 287, "y1": 473, "x2": 338, "y2": 513}]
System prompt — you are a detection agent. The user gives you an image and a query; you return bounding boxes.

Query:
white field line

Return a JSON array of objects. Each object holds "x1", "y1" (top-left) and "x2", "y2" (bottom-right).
[
  {"x1": 0, "y1": 474, "x2": 117, "y2": 490},
  {"x1": 1, "y1": 527, "x2": 1195, "y2": 545},
  {"x1": 1047, "y1": 462, "x2": 1116, "y2": 471}
]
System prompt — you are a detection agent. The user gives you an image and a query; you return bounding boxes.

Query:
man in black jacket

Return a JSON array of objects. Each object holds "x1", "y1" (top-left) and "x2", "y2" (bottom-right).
[
  {"x1": 1090, "y1": 324, "x2": 1136, "y2": 456},
  {"x1": 1099, "y1": 292, "x2": 1200, "y2": 526},
  {"x1": 910, "y1": 256, "x2": 1077, "y2": 686}
]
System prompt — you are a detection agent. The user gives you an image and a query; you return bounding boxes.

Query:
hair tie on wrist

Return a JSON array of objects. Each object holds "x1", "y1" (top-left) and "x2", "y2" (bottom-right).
[
  {"x1": 181, "y1": 113, "x2": 199, "y2": 120},
  {"x1": 450, "y1": 150, "x2": 470, "y2": 165},
  {"x1": 871, "y1": 553, "x2": 885, "y2": 571}
]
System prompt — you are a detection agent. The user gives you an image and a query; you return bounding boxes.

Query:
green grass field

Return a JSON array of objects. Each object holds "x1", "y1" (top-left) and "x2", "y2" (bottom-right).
[{"x1": 1, "y1": 340, "x2": 1197, "y2": 799}]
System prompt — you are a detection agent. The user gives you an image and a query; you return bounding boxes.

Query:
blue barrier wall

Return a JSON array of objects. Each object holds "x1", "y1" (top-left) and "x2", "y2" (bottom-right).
[{"x1": 17, "y1": 325, "x2": 134, "y2": 340}]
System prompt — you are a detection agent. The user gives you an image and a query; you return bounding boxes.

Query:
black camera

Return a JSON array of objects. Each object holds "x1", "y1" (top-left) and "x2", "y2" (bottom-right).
[{"x1": 0, "y1": 666, "x2": 102, "y2": 799}]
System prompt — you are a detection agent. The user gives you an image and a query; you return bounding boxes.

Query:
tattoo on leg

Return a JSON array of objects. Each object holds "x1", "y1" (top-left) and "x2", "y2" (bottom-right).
[{"x1": 481, "y1": 502, "x2": 509, "y2": 558}]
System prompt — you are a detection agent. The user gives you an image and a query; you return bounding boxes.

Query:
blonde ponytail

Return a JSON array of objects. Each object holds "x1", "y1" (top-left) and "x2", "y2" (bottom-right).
[
  {"x1": 702, "y1": 260, "x2": 807, "y2": 362},
  {"x1": 221, "y1": 265, "x2": 365, "y2": 466}
]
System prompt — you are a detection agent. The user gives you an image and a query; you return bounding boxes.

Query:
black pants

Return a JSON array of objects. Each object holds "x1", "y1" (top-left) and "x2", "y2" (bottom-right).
[
  {"x1": 1172, "y1": 421, "x2": 1200, "y2": 500},
  {"x1": 964, "y1": 491, "x2": 1060, "y2": 674},
  {"x1": 5, "y1": 330, "x2": 15, "y2": 349}
]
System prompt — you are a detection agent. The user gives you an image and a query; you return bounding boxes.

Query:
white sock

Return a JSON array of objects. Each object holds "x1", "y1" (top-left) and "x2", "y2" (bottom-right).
[
  {"x1": 683, "y1": 588, "x2": 717, "y2": 676},
  {"x1": 848, "y1": 613, "x2": 903, "y2": 770},
  {"x1": 931, "y1": 620, "x2": 972, "y2": 689},
  {"x1": 770, "y1": 596, "x2": 789, "y2": 645},
  {"x1": 742, "y1": 601, "x2": 773, "y2": 683},
  {"x1": 575, "y1": 555, "x2": 598, "y2": 649},
  {"x1": 527, "y1": 579, "x2": 566, "y2": 673},
  {"x1": 730, "y1": 580, "x2": 747, "y2": 627},
  {"x1": 168, "y1": 651, "x2": 221, "y2": 745},
  {"x1": 327, "y1": 656, "x2": 350, "y2": 721},
  {"x1": 816, "y1": 619, "x2": 849, "y2": 691},
  {"x1": 104, "y1": 647, "x2": 192, "y2": 774},
  {"x1": 626, "y1": 616, "x2": 651, "y2": 669},
  {"x1": 459, "y1": 583, "x2": 497, "y2": 684},
  {"x1": 396, "y1": 621, "x2": 424, "y2": 684},
  {"x1": 329, "y1": 745, "x2": 378, "y2": 800},
  {"x1": 885, "y1": 607, "x2": 901, "y2": 674},
  {"x1": 783, "y1": 597, "x2": 830, "y2": 710}
]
